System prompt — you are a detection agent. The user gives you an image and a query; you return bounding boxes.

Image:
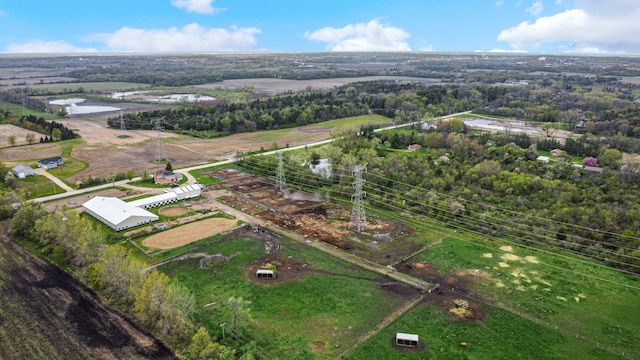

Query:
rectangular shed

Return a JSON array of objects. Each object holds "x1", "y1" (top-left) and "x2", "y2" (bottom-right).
[
  {"x1": 395, "y1": 333, "x2": 419, "y2": 347},
  {"x1": 256, "y1": 269, "x2": 275, "y2": 278}
]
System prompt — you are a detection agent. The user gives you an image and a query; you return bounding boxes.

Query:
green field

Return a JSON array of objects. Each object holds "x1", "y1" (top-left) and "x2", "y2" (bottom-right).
[
  {"x1": 159, "y1": 235, "x2": 416, "y2": 360},
  {"x1": 410, "y1": 237, "x2": 640, "y2": 358},
  {"x1": 35, "y1": 82, "x2": 150, "y2": 93},
  {"x1": 17, "y1": 175, "x2": 66, "y2": 198}
]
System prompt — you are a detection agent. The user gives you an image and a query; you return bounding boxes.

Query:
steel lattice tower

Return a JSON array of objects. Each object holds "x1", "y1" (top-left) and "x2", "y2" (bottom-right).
[
  {"x1": 119, "y1": 111, "x2": 127, "y2": 137},
  {"x1": 153, "y1": 118, "x2": 168, "y2": 163},
  {"x1": 349, "y1": 164, "x2": 368, "y2": 233},
  {"x1": 275, "y1": 151, "x2": 287, "y2": 191}
]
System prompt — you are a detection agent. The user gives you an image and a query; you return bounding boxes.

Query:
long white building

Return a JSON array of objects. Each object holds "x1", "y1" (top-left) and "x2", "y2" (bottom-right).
[
  {"x1": 83, "y1": 184, "x2": 202, "y2": 231},
  {"x1": 83, "y1": 196, "x2": 159, "y2": 231}
]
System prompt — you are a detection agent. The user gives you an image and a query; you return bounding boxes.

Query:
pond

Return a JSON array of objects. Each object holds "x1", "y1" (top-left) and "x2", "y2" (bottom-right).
[{"x1": 49, "y1": 98, "x2": 121, "y2": 115}]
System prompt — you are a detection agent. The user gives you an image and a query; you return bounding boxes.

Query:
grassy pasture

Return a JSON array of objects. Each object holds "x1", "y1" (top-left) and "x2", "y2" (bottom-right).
[
  {"x1": 18, "y1": 175, "x2": 66, "y2": 198},
  {"x1": 249, "y1": 114, "x2": 391, "y2": 144},
  {"x1": 159, "y1": 235, "x2": 415, "y2": 360},
  {"x1": 344, "y1": 302, "x2": 625, "y2": 360},
  {"x1": 407, "y1": 237, "x2": 640, "y2": 359}
]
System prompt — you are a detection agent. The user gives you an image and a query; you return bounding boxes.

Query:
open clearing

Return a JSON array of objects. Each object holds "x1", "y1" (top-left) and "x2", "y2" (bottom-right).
[
  {"x1": 0, "y1": 124, "x2": 43, "y2": 148},
  {"x1": 142, "y1": 217, "x2": 238, "y2": 249},
  {"x1": 193, "y1": 76, "x2": 443, "y2": 96},
  {"x1": 159, "y1": 228, "x2": 422, "y2": 360}
]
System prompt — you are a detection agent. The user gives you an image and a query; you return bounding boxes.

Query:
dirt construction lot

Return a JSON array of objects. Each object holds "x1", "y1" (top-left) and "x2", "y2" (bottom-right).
[
  {"x1": 206, "y1": 168, "x2": 418, "y2": 264},
  {"x1": 143, "y1": 217, "x2": 238, "y2": 249}
]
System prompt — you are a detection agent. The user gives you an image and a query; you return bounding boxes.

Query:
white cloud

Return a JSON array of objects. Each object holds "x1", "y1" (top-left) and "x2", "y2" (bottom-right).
[
  {"x1": 496, "y1": 0, "x2": 504, "y2": 7},
  {"x1": 5, "y1": 40, "x2": 97, "y2": 53},
  {"x1": 498, "y1": 0, "x2": 640, "y2": 53},
  {"x1": 91, "y1": 23, "x2": 260, "y2": 52},
  {"x1": 488, "y1": 48, "x2": 528, "y2": 53},
  {"x1": 305, "y1": 19, "x2": 411, "y2": 51},
  {"x1": 526, "y1": 1, "x2": 544, "y2": 16},
  {"x1": 170, "y1": 0, "x2": 225, "y2": 14}
]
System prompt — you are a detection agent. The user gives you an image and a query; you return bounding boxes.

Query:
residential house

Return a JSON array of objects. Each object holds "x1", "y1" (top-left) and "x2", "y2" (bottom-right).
[
  {"x1": 37, "y1": 156, "x2": 64, "y2": 169},
  {"x1": 154, "y1": 170, "x2": 183, "y2": 185}
]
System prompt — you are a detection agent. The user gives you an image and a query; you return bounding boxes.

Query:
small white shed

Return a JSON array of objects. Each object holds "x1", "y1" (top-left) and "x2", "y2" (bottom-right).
[
  {"x1": 256, "y1": 269, "x2": 275, "y2": 278},
  {"x1": 395, "y1": 332, "x2": 419, "y2": 347}
]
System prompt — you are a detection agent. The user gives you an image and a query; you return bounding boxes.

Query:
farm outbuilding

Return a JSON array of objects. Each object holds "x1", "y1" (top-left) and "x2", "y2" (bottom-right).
[
  {"x1": 256, "y1": 269, "x2": 275, "y2": 278},
  {"x1": 12, "y1": 165, "x2": 36, "y2": 179},
  {"x1": 129, "y1": 184, "x2": 201, "y2": 209},
  {"x1": 83, "y1": 184, "x2": 201, "y2": 231},
  {"x1": 82, "y1": 196, "x2": 158, "y2": 231},
  {"x1": 395, "y1": 333, "x2": 419, "y2": 347}
]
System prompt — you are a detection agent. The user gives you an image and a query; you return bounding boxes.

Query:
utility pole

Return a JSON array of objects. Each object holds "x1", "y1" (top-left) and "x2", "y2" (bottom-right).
[
  {"x1": 119, "y1": 111, "x2": 127, "y2": 138},
  {"x1": 275, "y1": 151, "x2": 287, "y2": 191},
  {"x1": 349, "y1": 164, "x2": 368, "y2": 233}
]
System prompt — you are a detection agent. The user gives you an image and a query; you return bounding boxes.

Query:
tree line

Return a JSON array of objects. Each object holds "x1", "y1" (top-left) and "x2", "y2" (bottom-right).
[
  {"x1": 4, "y1": 113, "x2": 77, "y2": 141},
  {"x1": 6, "y1": 202, "x2": 257, "y2": 359},
  {"x1": 107, "y1": 82, "x2": 482, "y2": 136}
]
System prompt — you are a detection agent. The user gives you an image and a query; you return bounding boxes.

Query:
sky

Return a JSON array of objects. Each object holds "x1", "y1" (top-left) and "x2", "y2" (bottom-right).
[{"x1": 0, "y1": 0, "x2": 639, "y2": 54}]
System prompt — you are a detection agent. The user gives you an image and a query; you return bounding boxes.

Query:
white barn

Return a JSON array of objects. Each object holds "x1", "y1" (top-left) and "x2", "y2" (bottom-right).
[
  {"x1": 83, "y1": 196, "x2": 158, "y2": 231},
  {"x1": 129, "y1": 184, "x2": 201, "y2": 209},
  {"x1": 82, "y1": 184, "x2": 201, "y2": 231}
]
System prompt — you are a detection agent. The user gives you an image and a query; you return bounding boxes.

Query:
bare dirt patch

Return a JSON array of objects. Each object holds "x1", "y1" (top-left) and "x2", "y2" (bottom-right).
[
  {"x1": 143, "y1": 217, "x2": 238, "y2": 249},
  {"x1": 402, "y1": 262, "x2": 485, "y2": 322},
  {"x1": 0, "y1": 222, "x2": 177, "y2": 359},
  {"x1": 207, "y1": 169, "x2": 417, "y2": 263},
  {"x1": 0, "y1": 124, "x2": 43, "y2": 148},
  {"x1": 158, "y1": 206, "x2": 189, "y2": 217},
  {"x1": 194, "y1": 76, "x2": 442, "y2": 96}
]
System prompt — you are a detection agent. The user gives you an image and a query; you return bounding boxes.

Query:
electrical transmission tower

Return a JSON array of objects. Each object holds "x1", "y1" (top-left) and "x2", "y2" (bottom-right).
[
  {"x1": 275, "y1": 151, "x2": 287, "y2": 191},
  {"x1": 349, "y1": 163, "x2": 368, "y2": 233},
  {"x1": 22, "y1": 96, "x2": 28, "y2": 117},
  {"x1": 152, "y1": 118, "x2": 168, "y2": 163},
  {"x1": 119, "y1": 111, "x2": 127, "y2": 137}
]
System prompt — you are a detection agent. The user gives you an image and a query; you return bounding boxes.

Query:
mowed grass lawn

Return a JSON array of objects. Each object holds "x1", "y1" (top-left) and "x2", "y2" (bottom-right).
[
  {"x1": 159, "y1": 235, "x2": 416, "y2": 360},
  {"x1": 373, "y1": 236, "x2": 639, "y2": 360},
  {"x1": 18, "y1": 174, "x2": 66, "y2": 198}
]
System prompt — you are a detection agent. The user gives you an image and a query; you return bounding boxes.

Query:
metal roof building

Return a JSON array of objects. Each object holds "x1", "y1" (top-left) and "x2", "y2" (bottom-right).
[
  {"x1": 82, "y1": 184, "x2": 201, "y2": 231},
  {"x1": 83, "y1": 196, "x2": 159, "y2": 231},
  {"x1": 12, "y1": 165, "x2": 37, "y2": 179},
  {"x1": 129, "y1": 184, "x2": 201, "y2": 209}
]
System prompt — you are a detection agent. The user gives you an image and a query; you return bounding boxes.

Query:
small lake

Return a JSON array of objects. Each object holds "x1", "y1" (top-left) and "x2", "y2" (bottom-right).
[
  {"x1": 110, "y1": 91, "x2": 215, "y2": 103},
  {"x1": 49, "y1": 98, "x2": 121, "y2": 115}
]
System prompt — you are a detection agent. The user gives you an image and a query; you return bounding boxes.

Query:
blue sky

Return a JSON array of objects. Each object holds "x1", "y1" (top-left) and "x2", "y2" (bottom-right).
[{"x1": 1, "y1": 0, "x2": 639, "y2": 54}]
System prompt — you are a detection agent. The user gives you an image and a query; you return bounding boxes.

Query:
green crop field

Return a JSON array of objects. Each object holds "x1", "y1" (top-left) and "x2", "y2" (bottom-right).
[{"x1": 159, "y1": 235, "x2": 418, "y2": 360}]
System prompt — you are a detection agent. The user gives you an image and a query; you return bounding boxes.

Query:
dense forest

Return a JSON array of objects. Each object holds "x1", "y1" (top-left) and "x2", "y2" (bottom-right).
[{"x1": 107, "y1": 82, "x2": 478, "y2": 135}]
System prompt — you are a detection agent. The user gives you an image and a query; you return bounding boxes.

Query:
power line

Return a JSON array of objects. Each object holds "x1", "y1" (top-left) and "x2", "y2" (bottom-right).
[
  {"x1": 275, "y1": 151, "x2": 286, "y2": 191},
  {"x1": 349, "y1": 164, "x2": 368, "y2": 233},
  {"x1": 236, "y1": 157, "x2": 640, "y2": 281}
]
